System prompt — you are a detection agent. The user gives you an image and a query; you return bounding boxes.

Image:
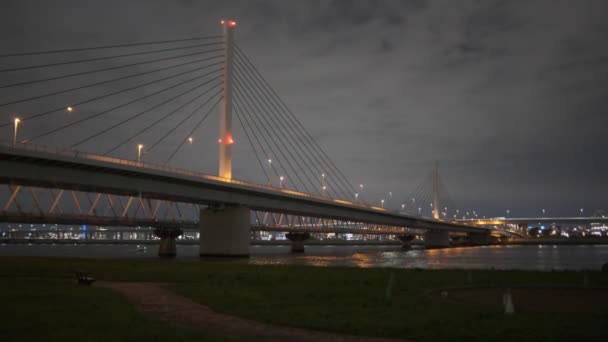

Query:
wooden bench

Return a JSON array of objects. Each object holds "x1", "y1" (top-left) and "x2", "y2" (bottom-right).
[{"x1": 75, "y1": 271, "x2": 95, "y2": 286}]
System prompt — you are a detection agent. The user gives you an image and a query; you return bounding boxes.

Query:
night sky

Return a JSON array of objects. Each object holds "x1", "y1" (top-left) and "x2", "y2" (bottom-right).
[{"x1": 1, "y1": 0, "x2": 607, "y2": 218}]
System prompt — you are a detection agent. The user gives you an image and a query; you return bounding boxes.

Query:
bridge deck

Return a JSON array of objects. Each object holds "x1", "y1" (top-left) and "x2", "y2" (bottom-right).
[{"x1": 0, "y1": 142, "x2": 489, "y2": 233}]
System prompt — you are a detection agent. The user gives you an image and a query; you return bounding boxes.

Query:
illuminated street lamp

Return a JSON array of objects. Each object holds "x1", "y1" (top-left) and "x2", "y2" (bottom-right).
[
  {"x1": 381, "y1": 199, "x2": 385, "y2": 208},
  {"x1": 355, "y1": 193, "x2": 359, "y2": 202},
  {"x1": 580, "y1": 208, "x2": 584, "y2": 215},
  {"x1": 401, "y1": 203, "x2": 405, "y2": 211},
  {"x1": 66, "y1": 106, "x2": 73, "y2": 113},
  {"x1": 137, "y1": 144, "x2": 144, "y2": 162},
  {"x1": 187, "y1": 137, "x2": 193, "y2": 144},
  {"x1": 279, "y1": 176, "x2": 284, "y2": 188},
  {"x1": 13, "y1": 118, "x2": 20, "y2": 147},
  {"x1": 506, "y1": 209, "x2": 510, "y2": 217}
]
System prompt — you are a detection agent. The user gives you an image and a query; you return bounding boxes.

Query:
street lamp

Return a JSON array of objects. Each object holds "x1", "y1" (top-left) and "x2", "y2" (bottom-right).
[
  {"x1": 187, "y1": 137, "x2": 193, "y2": 144},
  {"x1": 355, "y1": 193, "x2": 359, "y2": 202},
  {"x1": 506, "y1": 209, "x2": 510, "y2": 217},
  {"x1": 137, "y1": 144, "x2": 144, "y2": 162},
  {"x1": 580, "y1": 208, "x2": 584, "y2": 215},
  {"x1": 381, "y1": 199, "x2": 385, "y2": 208},
  {"x1": 279, "y1": 176, "x2": 284, "y2": 188},
  {"x1": 13, "y1": 118, "x2": 20, "y2": 147},
  {"x1": 542, "y1": 209, "x2": 546, "y2": 216},
  {"x1": 418, "y1": 207, "x2": 422, "y2": 215},
  {"x1": 401, "y1": 203, "x2": 405, "y2": 211}
]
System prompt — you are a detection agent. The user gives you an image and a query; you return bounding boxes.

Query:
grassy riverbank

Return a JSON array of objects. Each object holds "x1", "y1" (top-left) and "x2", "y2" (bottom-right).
[{"x1": 2, "y1": 256, "x2": 607, "y2": 341}]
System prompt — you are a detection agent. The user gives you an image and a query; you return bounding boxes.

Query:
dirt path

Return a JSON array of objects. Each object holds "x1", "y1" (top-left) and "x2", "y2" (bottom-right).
[{"x1": 98, "y1": 281, "x2": 406, "y2": 342}]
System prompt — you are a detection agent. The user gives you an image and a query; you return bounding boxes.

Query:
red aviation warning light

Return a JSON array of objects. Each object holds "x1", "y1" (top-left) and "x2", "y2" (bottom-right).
[{"x1": 220, "y1": 20, "x2": 236, "y2": 27}]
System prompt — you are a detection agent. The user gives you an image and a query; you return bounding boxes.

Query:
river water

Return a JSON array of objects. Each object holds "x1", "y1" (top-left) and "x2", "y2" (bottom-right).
[{"x1": 2, "y1": 243, "x2": 607, "y2": 271}]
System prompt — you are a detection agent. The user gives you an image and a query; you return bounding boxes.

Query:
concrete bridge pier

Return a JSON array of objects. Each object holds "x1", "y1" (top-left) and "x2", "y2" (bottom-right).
[
  {"x1": 199, "y1": 206, "x2": 250, "y2": 257},
  {"x1": 153, "y1": 227, "x2": 183, "y2": 258},
  {"x1": 467, "y1": 231, "x2": 493, "y2": 245},
  {"x1": 398, "y1": 234, "x2": 416, "y2": 249},
  {"x1": 425, "y1": 230, "x2": 450, "y2": 249},
  {"x1": 518, "y1": 223, "x2": 529, "y2": 237},
  {"x1": 285, "y1": 232, "x2": 310, "y2": 253}
]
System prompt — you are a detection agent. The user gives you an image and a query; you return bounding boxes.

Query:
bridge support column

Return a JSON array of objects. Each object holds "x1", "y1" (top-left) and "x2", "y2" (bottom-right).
[
  {"x1": 518, "y1": 223, "x2": 529, "y2": 237},
  {"x1": 285, "y1": 232, "x2": 310, "y2": 253},
  {"x1": 398, "y1": 234, "x2": 415, "y2": 249},
  {"x1": 154, "y1": 227, "x2": 182, "y2": 258},
  {"x1": 425, "y1": 230, "x2": 450, "y2": 249},
  {"x1": 467, "y1": 231, "x2": 492, "y2": 246},
  {"x1": 200, "y1": 206, "x2": 250, "y2": 257}
]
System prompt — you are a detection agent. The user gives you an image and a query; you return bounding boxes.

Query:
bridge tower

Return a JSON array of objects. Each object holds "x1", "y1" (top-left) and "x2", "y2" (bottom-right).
[
  {"x1": 432, "y1": 162, "x2": 439, "y2": 219},
  {"x1": 200, "y1": 20, "x2": 250, "y2": 258},
  {"x1": 218, "y1": 20, "x2": 236, "y2": 179},
  {"x1": 426, "y1": 162, "x2": 450, "y2": 248}
]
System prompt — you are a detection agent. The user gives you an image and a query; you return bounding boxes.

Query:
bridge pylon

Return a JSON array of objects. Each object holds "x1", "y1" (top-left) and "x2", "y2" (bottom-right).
[
  {"x1": 432, "y1": 162, "x2": 439, "y2": 219},
  {"x1": 218, "y1": 20, "x2": 236, "y2": 179}
]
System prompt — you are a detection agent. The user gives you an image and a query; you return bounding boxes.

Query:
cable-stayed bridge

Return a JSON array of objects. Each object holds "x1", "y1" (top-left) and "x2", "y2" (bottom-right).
[{"x1": 1, "y1": 21, "x2": 524, "y2": 256}]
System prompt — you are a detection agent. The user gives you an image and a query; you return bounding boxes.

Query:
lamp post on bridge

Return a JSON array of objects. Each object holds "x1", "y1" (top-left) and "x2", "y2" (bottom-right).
[
  {"x1": 137, "y1": 144, "x2": 144, "y2": 162},
  {"x1": 267, "y1": 159, "x2": 273, "y2": 185},
  {"x1": 13, "y1": 118, "x2": 20, "y2": 147}
]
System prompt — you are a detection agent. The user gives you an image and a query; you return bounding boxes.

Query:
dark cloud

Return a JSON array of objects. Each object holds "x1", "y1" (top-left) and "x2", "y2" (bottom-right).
[{"x1": 1, "y1": 0, "x2": 607, "y2": 217}]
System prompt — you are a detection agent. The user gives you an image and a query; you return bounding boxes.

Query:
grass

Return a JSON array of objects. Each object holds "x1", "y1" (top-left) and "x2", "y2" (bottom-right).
[
  {"x1": 2, "y1": 256, "x2": 608, "y2": 341},
  {"x1": 0, "y1": 277, "x2": 234, "y2": 342}
]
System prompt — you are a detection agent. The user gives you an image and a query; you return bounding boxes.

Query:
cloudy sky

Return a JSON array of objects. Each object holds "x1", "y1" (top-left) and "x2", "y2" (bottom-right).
[{"x1": 1, "y1": 0, "x2": 607, "y2": 217}]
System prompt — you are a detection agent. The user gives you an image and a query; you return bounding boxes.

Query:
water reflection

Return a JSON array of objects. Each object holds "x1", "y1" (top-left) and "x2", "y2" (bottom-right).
[{"x1": 1, "y1": 243, "x2": 607, "y2": 271}]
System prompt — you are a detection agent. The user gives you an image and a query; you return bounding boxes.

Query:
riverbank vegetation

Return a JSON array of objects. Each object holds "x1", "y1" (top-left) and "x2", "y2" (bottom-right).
[{"x1": 2, "y1": 256, "x2": 607, "y2": 341}]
